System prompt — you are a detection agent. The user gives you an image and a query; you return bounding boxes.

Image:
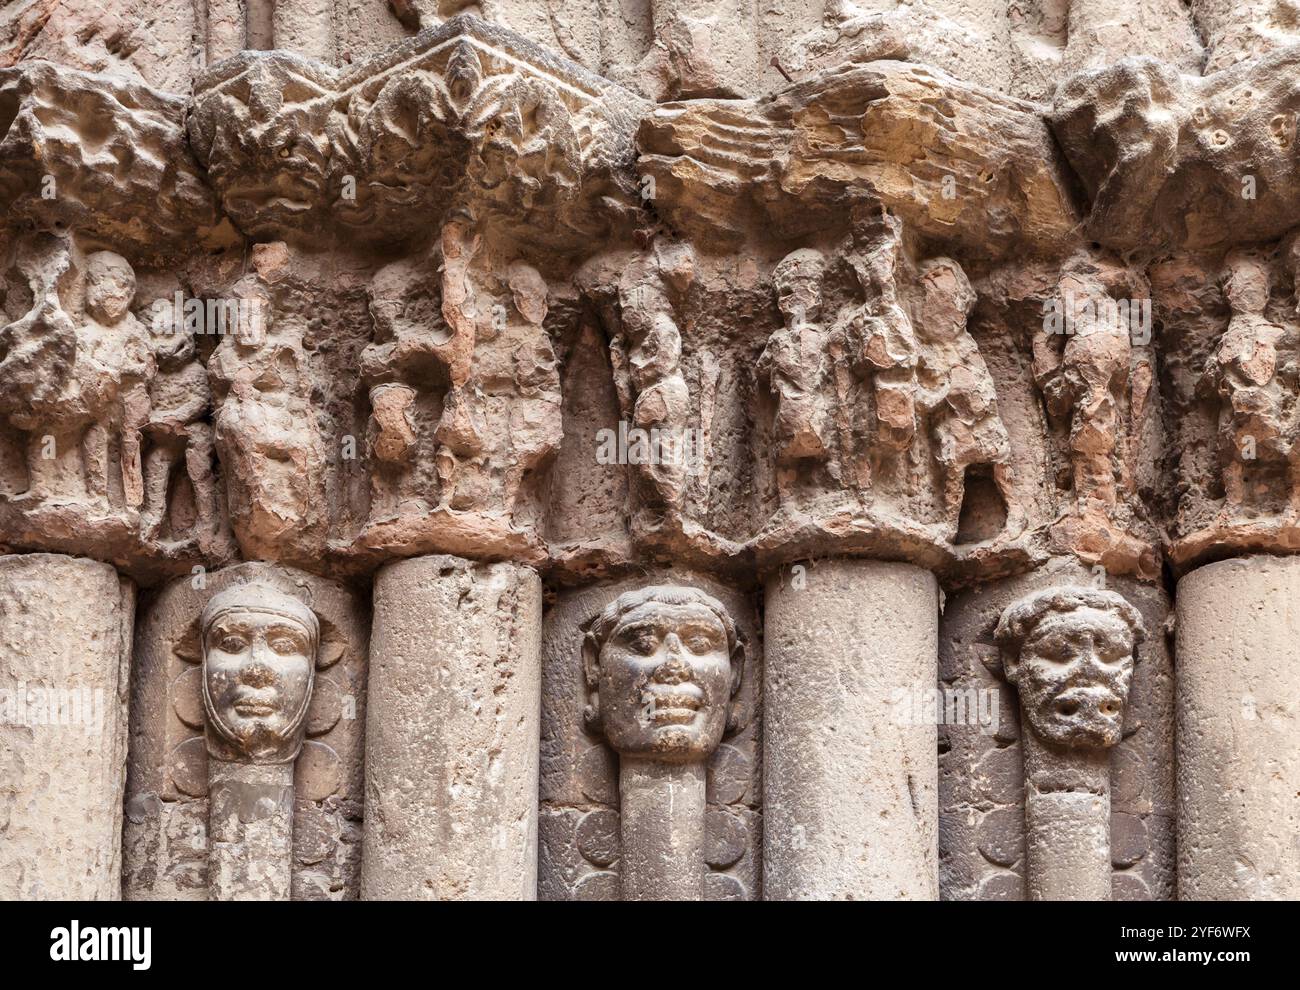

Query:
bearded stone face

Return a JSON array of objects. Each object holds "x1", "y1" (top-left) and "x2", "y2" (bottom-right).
[
  {"x1": 201, "y1": 587, "x2": 318, "y2": 764},
  {"x1": 1006, "y1": 605, "x2": 1135, "y2": 749},
  {"x1": 586, "y1": 590, "x2": 740, "y2": 763}
]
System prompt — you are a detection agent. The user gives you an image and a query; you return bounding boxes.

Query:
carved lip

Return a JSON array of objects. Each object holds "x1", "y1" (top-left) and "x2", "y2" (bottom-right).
[
  {"x1": 231, "y1": 691, "x2": 278, "y2": 718},
  {"x1": 645, "y1": 685, "x2": 704, "y2": 723}
]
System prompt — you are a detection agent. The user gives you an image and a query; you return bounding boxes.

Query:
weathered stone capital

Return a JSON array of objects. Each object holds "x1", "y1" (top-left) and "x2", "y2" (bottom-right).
[
  {"x1": 187, "y1": 14, "x2": 646, "y2": 251},
  {"x1": 0, "y1": 60, "x2": 224, "y2": 263}
]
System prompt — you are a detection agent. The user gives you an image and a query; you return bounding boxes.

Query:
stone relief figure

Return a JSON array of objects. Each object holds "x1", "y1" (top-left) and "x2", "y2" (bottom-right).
[
  {"x1": 358, "y1": 221, "x2": 559, "y2": 544},
  {"x1": 996, "y1": 585, "x2": 1146, "y2": 900},
  {"x1": 208, "y1": 276, "x2": 328, "y2": 561},
  {"x1": 615, "y1": 241, "x2": 695, "y2": 518},
  {"x1": 0, "y1": 240, "x2": 154, "y2": 511},
  {"x1": 913, "y1": 257, "x2": 1021, "y2": 539},
  {"x1": 140, "y1": 302, "x2": 220, "y2": 546},
  {"x1": 1200, "y1": 249, "x2": 1299, "y2": 512},
  {"x1": 843, "y1": 208, "x2": 918, "y2": 488},
  {"x1": 201, "y1": 582, "x2": 320, "y2": 901},
  {"x1": 581, "y1": 585, "x2": 744, "y2": 899},
  {"x1": 997, "y1": 586, "x2": 1143, "y2": 750},
  {"x1": 758, "y1": 248, "x2": 831, "y2": 507},
  {"x1": 1033, "y1": 260, "x2": 1135, "y2": 515},
  {"x1": 359, "y1": 248, "x2": 474, "y2": 519}
]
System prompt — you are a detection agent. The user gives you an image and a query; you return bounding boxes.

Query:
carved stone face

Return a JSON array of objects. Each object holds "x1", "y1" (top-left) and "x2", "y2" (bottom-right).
[
  {"x1": 585, "y1": 588, "x2": 741, "y2": 763},
  {"x1": 1002, "y1": 600, "x2": 1137, "y2": 749},
  {"x1": 85, "y1": 251, "x2": 135, "y2": 324},
  {"x1": 773, "y1": 249, "x2": 825, "y2": 326},
  {"x1": 201, "y1": 585, "x2": 318, "y2": 764}
]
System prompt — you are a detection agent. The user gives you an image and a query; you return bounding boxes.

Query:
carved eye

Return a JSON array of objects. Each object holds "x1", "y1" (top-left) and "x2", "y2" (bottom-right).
[
  {"x1": 269, "y1": 636, "x2": 301, "y2": 656},
  {"x1": 218, "y1": 635, "x2": 247, "y2": 653},
  {"x1": 627, "y1": 631, "x2": 657, "y2": 655},
  {"x1": 685, "y1": 634, "x2": 714, "y2": 654}
]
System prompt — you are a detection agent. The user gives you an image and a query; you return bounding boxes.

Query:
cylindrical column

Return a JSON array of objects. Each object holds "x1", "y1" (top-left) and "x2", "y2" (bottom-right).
[
  {"x1": 1177, "y1": 554, "x2": 1300, "y2": 899},
  {"x1": 1022, "y1": 736, "x2": 1111, "y2": 900},
  {"x1": 618, "y1": 758, "x2": 706, "y2": 901},
  {"x1": 763, "y1": 559, "x2": 939, "y2": 900},
  {"x1": 362, "y1": 554, "x2": 542, "y2": 900},
  {"x1": 207, "y1": 761, "x2": 294, "y2": 901},
  {"x1": 0, "y1": 553, "x2": 134, "y2": 899}
]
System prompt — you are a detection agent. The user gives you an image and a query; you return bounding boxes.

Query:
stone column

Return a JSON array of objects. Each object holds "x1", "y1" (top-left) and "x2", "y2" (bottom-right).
[
  {"x1": 199, "y1": 581, "x2": 322, "y2": 901},
  {"x1": 206, "y1": 761, "x2": 294, "y2": 900},
  {"x1": 0, "y1": 553, "x2": 134, "y2": 899},
  {"x1": 763, "y1": 559, "x2": 939, "y2": 900},
  {"x1": 1177, "y1": 555, "x2": 1300, "y2": 899},
  {"x1": 618, "y1": 759, "x2": 707, "y2": 900},
  {"x1": 995, "y1": 585, "x2": 1146, "y2": 901},
  {"x1": 362, "y1": 554, "x2": 542, "y2": 900}
]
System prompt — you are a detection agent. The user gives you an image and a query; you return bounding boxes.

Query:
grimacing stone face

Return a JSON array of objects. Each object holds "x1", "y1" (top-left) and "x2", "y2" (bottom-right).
[
  {"x1": 201, "y1": 585, "x2": 319, "y2": 764},
  {"x1": 585, "y1": 589, "x2": 741, "y2": 762},
  {"x1": 997, "y1": 589, "x2": 1144, "y2": 749}
]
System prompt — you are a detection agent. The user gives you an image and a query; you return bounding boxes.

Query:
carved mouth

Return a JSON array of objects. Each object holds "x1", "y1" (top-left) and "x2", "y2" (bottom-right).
[
  {"x1": 232, "y1": 692, "x2": 278, "y2": 718},
  {"x1": 1052, "y1": 686, "x2": 1121, "y2": 720},
  {"x1": 646, "y1": 686, "x2": 703, "y2": 724}
]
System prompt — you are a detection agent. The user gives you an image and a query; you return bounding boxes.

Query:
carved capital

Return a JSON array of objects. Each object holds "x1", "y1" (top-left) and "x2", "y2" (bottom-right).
[{"x1": 188, "y1": 14, "x2": 646, "y2": 252}]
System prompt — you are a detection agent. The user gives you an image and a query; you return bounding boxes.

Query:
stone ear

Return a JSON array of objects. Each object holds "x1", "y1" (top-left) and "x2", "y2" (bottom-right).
[
  {"x1": 726, "y1": 638, "x2": 746, "y2": 734},
  {"x1": 580, "y1": 629, "x2": 600, "y2": 691},
  {"x1": 1000, "y1": 647, "x2": 1020, "y2": 685},
  {"x1": 580, "y1": 631, "x2": 602, "y2": 732}
]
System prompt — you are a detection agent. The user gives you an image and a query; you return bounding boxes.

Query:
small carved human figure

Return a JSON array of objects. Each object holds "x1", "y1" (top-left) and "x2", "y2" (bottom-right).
[
  {"x1": 3, "y1": 246, "x2": 156, "y2": 509},
  {"x1": 913, "y1": 257, "x2": 1020, "y2": 537},
  {"x1": 79, "y1": 251, "x2": 155, "y2": 510},
  {"x1": 758, "y1": 248, "x2": 830, "y2": 505},
  {"x1": 140, "y1": 311, "x2": 219, "y2": 543},
  {"x1": 1201, "y1": 249, "x2": 1297, "y2": 510},
  {"x1": 843, "y1": 209, "x2": 918, "y2": 483},
  {"x1": 201, "y1": 582, "x2": 319, "y2": 765},
  {"x1": 582, "y1": 585, "x2": 743, "y2": 763},
  {"x1": 581, "y1": 583, "x2": 743, "y2": 900},
  {"x1": 1033, "y1": 263, "x2": 1133, "y2": 513},
  {"x1": 616, "y1": 243, "x2": 694, "y2": 515},
  {"x1": 209, "y1": 276, "x2": 328, "y2": 558},
  {"x1": 995, "y1": 586, "x2": 1144, "y2": 750}
]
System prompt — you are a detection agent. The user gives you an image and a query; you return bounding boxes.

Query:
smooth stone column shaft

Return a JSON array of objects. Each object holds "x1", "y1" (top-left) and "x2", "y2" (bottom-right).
[
  {"x1": 0, "y1": 553, "x2": 134, "y2": 899},
  {"x1": 618, "y1": 757, "x2": 706, "y2": 901},
  {"x1": 763, "y1": 559, "x2": 939, "y2": 900},
  {"x1": 206, "y1": 761, "x2": 294, "y2": 901},
  {"x1": 362, "y1": 554, "x2": 542, "y2": 900},
  {"x1": 1176, "y1": 554, "x2": 1300, "y2": 899},
  {"x1": 1022, "y1": 733, "x2": 1111, "y2": 900}
]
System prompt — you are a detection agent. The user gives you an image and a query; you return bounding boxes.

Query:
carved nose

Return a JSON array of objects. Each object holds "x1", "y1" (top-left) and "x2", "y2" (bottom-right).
[
  {"x1": 240, "y1": 653, "x2": 276, "y2": 687},
  {"x1": 652, "y1": 644, "x2": 691, "y2": 685}
]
